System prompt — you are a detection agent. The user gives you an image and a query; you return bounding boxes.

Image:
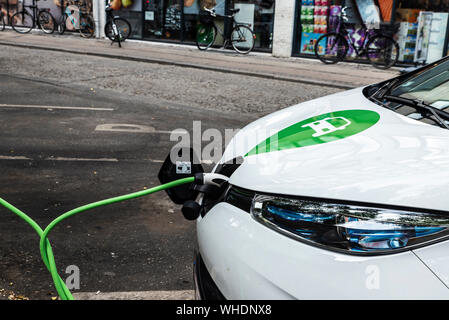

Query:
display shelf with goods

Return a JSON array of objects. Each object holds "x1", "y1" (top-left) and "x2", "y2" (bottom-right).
[
  {"x1": 393, "y1": 1, "x2": 449, "y2": 64},
  {"x1": 395, "y1": 21, "x2": 417, "y2": 62},
  {"x1": 299, "y1": 0, "x2": 330, "y2": 54}
]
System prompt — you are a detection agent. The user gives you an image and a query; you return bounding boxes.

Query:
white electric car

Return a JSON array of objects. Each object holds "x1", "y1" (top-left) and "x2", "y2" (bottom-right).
[{"x1": 190, "y1": 57, "x2": 449, "y2": 300}]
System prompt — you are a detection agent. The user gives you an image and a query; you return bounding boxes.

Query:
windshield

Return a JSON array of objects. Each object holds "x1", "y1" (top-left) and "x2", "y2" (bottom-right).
[
  {"x1": 390, "y1": 59, "x2": 449, "y2": 108},
  {"x1": 368, "y1": 58, "x2": 449, "y2": 128}
]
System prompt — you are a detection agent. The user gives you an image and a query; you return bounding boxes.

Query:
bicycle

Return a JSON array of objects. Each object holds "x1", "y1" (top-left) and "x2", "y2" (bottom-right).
[
  {"x1": 11, "y1": 0, "x2": 55, "y2": 34},
  {"x1": 104, "y1": 3, "x2": 131, "y2": 48},
  {"x1": 57, "y1": 0, "x2": 95, "y2": 38},
  {"x1": 314, "y1": 6, "x2": 399, "y2": 69},
  {"x1": 196, "y1": 7, "x2": 255, "y2": 54}
]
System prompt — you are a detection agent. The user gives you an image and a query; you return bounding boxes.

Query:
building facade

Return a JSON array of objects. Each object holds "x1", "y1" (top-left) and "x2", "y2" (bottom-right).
[{"x1": 1, "y1": 0, "x2": 448, "y2": 64}]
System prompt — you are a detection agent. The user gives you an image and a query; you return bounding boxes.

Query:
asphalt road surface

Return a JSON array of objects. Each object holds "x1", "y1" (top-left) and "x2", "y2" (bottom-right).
[{"x1": 0, "y1": 46, "x2": 341, "y2": 300}]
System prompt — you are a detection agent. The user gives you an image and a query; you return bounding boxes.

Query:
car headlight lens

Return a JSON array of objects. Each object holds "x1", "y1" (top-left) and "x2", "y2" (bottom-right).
[{"x1": 250, "y1": 194, "x2": 449, "y2": 254}]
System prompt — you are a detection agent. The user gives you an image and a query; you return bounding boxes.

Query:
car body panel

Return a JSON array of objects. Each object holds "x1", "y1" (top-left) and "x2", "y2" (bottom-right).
[
  {"x1": 197, "y1": 202, "x2": 449, "y2": 299},
  {"x1": 414, "y1": 241, "x2": 449, "y2": 289},
  {"x1": 197, "y1": 79, "x2": 449, "y2": 299},
  {"x1": 219, "y1": 88, "x2": 449, "y2": 212}
]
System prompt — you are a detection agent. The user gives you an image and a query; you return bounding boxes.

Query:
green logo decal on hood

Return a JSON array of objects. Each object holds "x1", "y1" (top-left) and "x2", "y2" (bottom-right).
[{"x1": 246, "y1": 109, "x2": 380, "y2": 156}]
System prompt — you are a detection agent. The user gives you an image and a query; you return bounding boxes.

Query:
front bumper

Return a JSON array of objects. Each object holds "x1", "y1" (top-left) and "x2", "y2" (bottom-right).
[
  {"x1": 196, "y1": 202, "x2": 449, "y2": 299},
  {"x1": 193, "y1": 249, "x2": 226, "y2": 300}
]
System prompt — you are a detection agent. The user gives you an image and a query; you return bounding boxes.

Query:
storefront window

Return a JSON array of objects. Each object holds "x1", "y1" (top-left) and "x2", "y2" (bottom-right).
[
  {"x1": 230, "y1": 0, "x2": 275, "y2": 50},
  {"x1": 114, "y1": 0, "x2": 142, "y2": 39},
  {"x1": 296, "y1": 0, "x2": 335, "y2": 55},
  {"x1": 1, "y1": 0, "x2": 65, "y2": 25},
  {"x1": 395, "y1": 0, "x2": 449, "y2": 63},
  {"x1": 183, "y1": 0, "x2": 226, "y2": 43},
  {"x1": 294, "y1": 0, "x2": 449, "y2": 64},
  {"x1": 143, "y1": 0, "x2": 181, "y2": 40},
  {"x1": 113, "y1": 0, "x2": 273, "y2": 51}
]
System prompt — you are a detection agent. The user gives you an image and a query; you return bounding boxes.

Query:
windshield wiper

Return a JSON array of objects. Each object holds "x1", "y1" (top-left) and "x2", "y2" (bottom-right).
[
  {"x1": 384, "y1": 95, "x2": 449, "y2": 130},
  {"x1": 372, "y1": 78, "x2": 401, "y2": 100}
]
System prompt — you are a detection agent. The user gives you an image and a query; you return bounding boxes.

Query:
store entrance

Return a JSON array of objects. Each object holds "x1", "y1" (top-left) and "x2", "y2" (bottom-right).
[{"x1": 144, "y1": 0, "x2": 183, "y2": 41}]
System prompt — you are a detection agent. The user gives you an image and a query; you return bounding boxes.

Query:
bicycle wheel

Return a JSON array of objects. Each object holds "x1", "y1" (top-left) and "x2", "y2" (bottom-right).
[
  {"x1": 79, "y1": 14, "x2": 95, "y2": 38},
  {"x1": 314, "y1": 32, "x2": 349, "y2": 64},
  {"x1": 231, "y1": 25, "x2": 255, "y2": 54},
  {"x1": 196, "y1": 23, "x2": 216, "y2": 50},
  {"x1": 57, "y1": 13, "x2": 68, "y2": 35},
  {"x1": 366, "y1": 35, "x2": 399, "y2": 69},
  {"x1": 0, "y1": 13, "x2": 5, "y2": 31},
  {"x1": 11, "y1": 11, "x2": 33, "y2": 34},
  {"x1": 38, "y1": 11, "x2": 55, "y2": 34},
  {"x1": 104, "y1": 18, "x2": 131, "y2": 42}
]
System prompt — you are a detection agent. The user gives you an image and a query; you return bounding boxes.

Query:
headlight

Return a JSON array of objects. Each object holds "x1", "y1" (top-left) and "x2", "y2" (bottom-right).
[{"x1": 250, "y1": 194, "x2": 449, "y2": 255}]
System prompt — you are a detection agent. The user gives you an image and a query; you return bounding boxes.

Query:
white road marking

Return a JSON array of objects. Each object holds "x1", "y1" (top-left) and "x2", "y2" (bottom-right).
[
  {"x1": 144, "y1": 158, "x2": 164, "y2": 163},
  {"x1": 0, "y1": 155, "x2": 32, "y2": 160},
  {"x1": 73, "y1": 290, "x2": 194, "y2": 300},
  {"x1": 49, "y1": 157, "x2": 119, "y2": 162},
  {"x1": 0, "y1": 155, "x2": 213, "y2": 164},
  {"x1": 0, "y1": 104, "x2": 114, "y2": 111},
  {"x1": 95, "y1": 123, "x2": 188, "y2": 134},
  {"x1": 95, "y1": 123, "x2": 155, "y2": 133}
]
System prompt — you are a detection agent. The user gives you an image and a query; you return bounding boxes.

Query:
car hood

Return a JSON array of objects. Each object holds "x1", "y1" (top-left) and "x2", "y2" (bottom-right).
[{"x1": 221, "y1": 87, "x2": 449, "y2": 212}]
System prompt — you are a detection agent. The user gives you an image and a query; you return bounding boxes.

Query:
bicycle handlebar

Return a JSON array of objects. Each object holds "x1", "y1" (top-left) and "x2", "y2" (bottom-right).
[{"x1": 203, "y1": 7, "x2": 216, "y2": 17}]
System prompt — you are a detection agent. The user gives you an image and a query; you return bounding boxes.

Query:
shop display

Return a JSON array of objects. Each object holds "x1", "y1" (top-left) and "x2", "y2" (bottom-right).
[
  {"x1": 414, "y1": 11, "x2": 432, "y2": 62},
  {"x1": 394, "y1": 6, "x2": 449, "y2": 64},
  {"x1": 425, "y1": 12, "x2": 448, "y2": 63},
  {"x1": 312, "y1": 3, "x2": 367, "y2": 58},
  {"x1": 328, "y1": 4, "x2": 340, "y2": 32},
  {"x1": 395, "y1": 22, "x2": 417, "y2": 62},
  {"x1": 164, "y1": 5, "x2": 181, "y2": 31},
  {"x1": 300, "y1": 0, "x2": 329, "y2": 54}
]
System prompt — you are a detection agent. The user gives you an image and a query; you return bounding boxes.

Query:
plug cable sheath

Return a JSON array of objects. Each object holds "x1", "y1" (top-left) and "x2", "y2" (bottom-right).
[{"x1": 0, "y1": 176, "x2": 195, "y2": 300}]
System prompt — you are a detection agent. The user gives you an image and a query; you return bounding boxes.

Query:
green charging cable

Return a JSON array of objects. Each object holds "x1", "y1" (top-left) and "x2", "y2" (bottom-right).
[{"x1": 0, "y1": 177, "x2": 195, "y2": 300}]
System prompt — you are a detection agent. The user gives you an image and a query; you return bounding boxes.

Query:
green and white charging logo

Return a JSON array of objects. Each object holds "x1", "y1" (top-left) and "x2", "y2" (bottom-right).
[{"x1": 246, "y1": 109, "x2": 380, "y2": 156}]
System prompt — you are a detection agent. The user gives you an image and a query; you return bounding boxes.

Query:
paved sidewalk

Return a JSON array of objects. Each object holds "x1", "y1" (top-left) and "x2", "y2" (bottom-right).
[{"x1": 0, "y1": 30, "x2": 399, "y2": 89}]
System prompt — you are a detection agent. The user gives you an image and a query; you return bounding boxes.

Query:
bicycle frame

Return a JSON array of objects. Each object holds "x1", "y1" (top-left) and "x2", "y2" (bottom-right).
[
  {"x1": 210, "y1": 13, "x2": 250, "y2": 43},
  {"x1": 19, "y1": 5, "x2": 38, "y2": 28},
  {"x1": 333, "y1": 11, "x2": 376, "y2": 58},
  {"x1": 105, "y1": 6, "x2": 123, "y2": 47}
]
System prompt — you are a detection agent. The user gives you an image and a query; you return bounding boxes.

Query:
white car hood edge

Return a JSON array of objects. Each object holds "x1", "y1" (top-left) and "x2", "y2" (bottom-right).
[{"x1": 221, "y1": 87, "x2": 449, "y2": 212}]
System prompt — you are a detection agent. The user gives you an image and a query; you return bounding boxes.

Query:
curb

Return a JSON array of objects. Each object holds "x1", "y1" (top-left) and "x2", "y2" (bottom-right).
[{"x1": 0, "y1": 40, "x2": 356, "y2": 90}]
